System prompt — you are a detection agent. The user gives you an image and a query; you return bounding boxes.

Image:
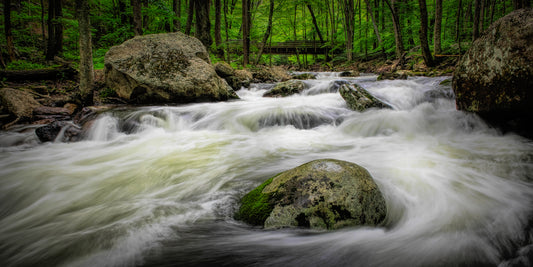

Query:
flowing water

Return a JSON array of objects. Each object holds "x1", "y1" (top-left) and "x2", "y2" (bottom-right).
[{"x1": 1, "y1": 74, "x2": 532, "y2": 267}]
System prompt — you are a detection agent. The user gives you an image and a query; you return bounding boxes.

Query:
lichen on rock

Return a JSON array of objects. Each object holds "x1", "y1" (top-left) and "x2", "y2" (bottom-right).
[{"x1": 236, "y1": 159, "x2": 387, "y2": 230}]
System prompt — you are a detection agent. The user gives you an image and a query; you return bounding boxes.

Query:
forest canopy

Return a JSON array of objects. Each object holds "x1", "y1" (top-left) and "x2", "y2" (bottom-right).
[{"x1": 0, "y1": 0, "x2": 530, "y2": 70}]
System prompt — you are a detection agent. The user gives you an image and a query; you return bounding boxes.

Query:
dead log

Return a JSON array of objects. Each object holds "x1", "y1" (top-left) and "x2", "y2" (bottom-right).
[{"x1": 0, "y1": 65, "x2": 78, "y2": 81}]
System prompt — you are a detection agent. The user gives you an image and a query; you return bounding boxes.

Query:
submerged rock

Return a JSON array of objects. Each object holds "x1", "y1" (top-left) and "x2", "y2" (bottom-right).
[
  {"x1": 452, "y1": 8, "x2": 533, "y2": 137},
  {"x1": 236, "y1": 159, "x2": 387, "y2": 230},
  {"x1": 263, "y1": 80, "x2": 306, "y2": 97},
  {"x1": 339, "y1": 84, "x2": 392, "y2": 111},
  {"x1": 105, "y1": 33, "x2": 238, "y2": 104}
]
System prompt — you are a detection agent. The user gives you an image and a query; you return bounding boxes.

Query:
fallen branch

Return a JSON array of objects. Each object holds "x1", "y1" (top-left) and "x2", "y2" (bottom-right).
[{"x1": 0, "y1": 65, "x2": 78, "y2": 81}]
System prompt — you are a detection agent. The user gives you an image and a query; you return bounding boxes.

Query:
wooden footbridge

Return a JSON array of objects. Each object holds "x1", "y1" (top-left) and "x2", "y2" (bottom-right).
[{"x1": 226, "y1": 40, "x2": 337, "y2": 55}]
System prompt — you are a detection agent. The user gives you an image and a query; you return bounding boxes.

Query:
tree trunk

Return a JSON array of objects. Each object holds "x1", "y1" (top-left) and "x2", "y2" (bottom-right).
[
  {"x1": 0, "y1": 66, "x2": 77, "y2": 81},
  {"x1": 418, "y1": 0, "x2": 434, "y2": 67},
  {"x1": 363, "y1": 0, "x2": 384, "y2": 53},
  {"x1": 242, "y1": 0, "x2": 250, "y2": 67},
  {"x1": 131, "y1": 0, "x2": 143, "y2": 36},
  {"x1": 455, "y1": 0, "x2": 463, "y2": 53},
  {"x1": 343, "y1": 0, "x2": 355, "y2": 61},
  {"x1": 4, "y1": 0, "x2": 16, "y2": 61},
  {"x1": 307, "y1": 4, "x2": 324, "y2": 42},
  {"x1": 384, "y1": 0, "x2": 404, "y2": 59},
  {"x1": 214, "y1": 0, "x2": 222, "y2": 48},
  {"x1": 513, "y1": 0, "x2": 530, "y2": 10},
  {"x1": 185, "y1": 0, "x2": 195, "y2": 35},
  {"x1": 173, "y1": 0, "x2": 181, "y2": 31},
  {"x1": 472, "y1": 0, "x2": 481, "y2": 40},
  {"x1": 194, "y1": 0, "x2": 212, "y2": 49},
  {"x1": 76, "y1": 0, "x2": 94, "y2": 105},
  {"x1": 434, "y1": 0, "x2": 442, "y2": 55},
  {"x1": 46, "y1": 0, "x2": 63, "y2": 61},
  {"x1": 255, "y1": 0, "x2": 274, "y2": 64}
]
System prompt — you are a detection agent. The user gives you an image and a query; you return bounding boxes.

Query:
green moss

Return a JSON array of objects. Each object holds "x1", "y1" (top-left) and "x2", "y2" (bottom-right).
[{"x1": 236, "y1": 177, "x2": 275, "y2": 226}]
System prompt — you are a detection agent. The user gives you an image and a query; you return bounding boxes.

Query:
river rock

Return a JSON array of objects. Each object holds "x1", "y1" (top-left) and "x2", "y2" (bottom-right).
[
  {"x1": 339, "y1": 83, "x2": 392, "y2": 111},
  {"x1": 236, "y1": 159, "x2": 387, "y2": 230},
  {"x1": 252, "y1": 66, "x2": 291, "y2": 83},
  {"x1": 35, "y1": 121, "x2": 82, "y2": 142},
  {"x1": 215, "y1": 62, "x2": 252, "y2": 90},
  {"x1": 105, "y1": 33, "x2": 238, "y2": 104},
  {"x1": 452, "y1": 8, "x2": 533, "y2": 137},
  {"x1": 339, "y1": 71, "x2": 360, "y2": 77},
  {"x1": 263, "y1": 80, "x2": 306, "y2": 97},
  {"x1": 0, "y1": 88, "x2": 41, "y2": 127},
  {"x1": 292, "y1": 73, "x2": 317, "y2": 80},
  {"x1": 214, "y1": 62, "x2": 235, "y2": 78}
]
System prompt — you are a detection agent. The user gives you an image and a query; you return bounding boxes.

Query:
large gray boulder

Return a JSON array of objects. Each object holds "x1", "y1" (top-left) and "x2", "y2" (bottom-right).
[
  {"x1": 105, "y1": 33, "x2": 238, "y2": 104},
  {"x1": 339, "y1": 84, "x2": 392, "y2": 111},
  {"x1": 453, "y1": 8, "x2": 533, "y2": 137},
  {"x1": 236, "y1": 159, "x2": 387, "y2": 230}
]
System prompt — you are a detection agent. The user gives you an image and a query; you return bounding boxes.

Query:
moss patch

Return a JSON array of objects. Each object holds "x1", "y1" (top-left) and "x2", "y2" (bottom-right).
[{"x1": 236, "y1": 177, "x2": 275, "y2": 226}]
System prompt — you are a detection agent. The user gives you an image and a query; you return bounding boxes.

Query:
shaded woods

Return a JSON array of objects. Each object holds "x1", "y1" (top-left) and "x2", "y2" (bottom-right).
[{"x1": 1, "y1": 0, "x2": 530, "y2": 70}]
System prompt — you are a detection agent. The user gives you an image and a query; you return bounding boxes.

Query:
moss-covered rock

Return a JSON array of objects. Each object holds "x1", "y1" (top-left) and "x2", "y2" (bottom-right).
[
  {"x1": 236, "y1": 159, "x2": 387, "y2": 230},
  {"x1": 105, "y1": 33, "x2": 238, "y2": 104},
  {"x1": 339, "y1": 84, "x2": 392, "y2": 111},
  {"x1": 452, "y1": 9, "x2": 533, "y2": 137},
  {"x1": 263, "y1": 80, "x2": 306, "y2": 97}
]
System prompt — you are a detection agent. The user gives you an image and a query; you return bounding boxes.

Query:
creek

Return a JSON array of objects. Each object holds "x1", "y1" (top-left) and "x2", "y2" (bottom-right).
[{"x1": 0, "y1": 73, "x2": 532, "y2": 267}]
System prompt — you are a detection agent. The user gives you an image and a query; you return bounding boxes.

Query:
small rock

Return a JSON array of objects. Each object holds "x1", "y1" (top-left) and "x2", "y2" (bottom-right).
[
  {"x1": 263, "y1": 80, "x2": 306, "y2": 97},
  {"x1": 339, "y1": 84, "x2": 392, "y2": 111}
]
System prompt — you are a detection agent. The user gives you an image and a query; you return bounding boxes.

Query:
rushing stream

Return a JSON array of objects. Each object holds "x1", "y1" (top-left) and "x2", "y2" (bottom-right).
[{"x1": 1, "y1": 74, "x2": 532, "y2": 267}]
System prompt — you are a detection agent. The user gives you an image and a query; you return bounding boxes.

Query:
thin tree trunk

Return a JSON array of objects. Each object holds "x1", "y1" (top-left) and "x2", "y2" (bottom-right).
[
  {"x1": 363, "y1": 0, "x2": 384, "y2": 53},
  {"x1": 185, "y1": 0, "x2": 194, "y2": 35},
  {"x1": 242, "y1": 0, "x2": 250, "y2": 67},
  {"x1": 384, "y1": 0, "x2": 404, "y2": 59},
  {"x1": 215, "y1": 0, "x2": 222, "y2": 47},
  {"x1": 255, "y1": 0, "x2": 274, "y2": 64},
  {"x1": 418, "y1": 0, "x2": 434, "y2": 67},
  {"x1": 224, "y1": 0, "x2": 231, "y2": 62},
  {"x1": 4, "y1": 0, "x2": 16, "y2": 61},
  {"x1": 40, "y1": 0, "x2": 46, "y2": 51},
  {"x1": 307, "y1": 4, "x2": 324, "y2": 42},
  {"x1": 434, "y1": 0, "x2": 442, "y2": 55},
  {"x1": 342, "y1": 0, "x2": 355, "y2": 61},
  {"x1": 194, "y1": 0, "x2": 212, "y2": 48},
  {"x1": 46, "y1": 0, "x2": 63, "y2": 60},
  {"x1": 456, "y1": 0, "x2": 463, "y2": 53},
  {"x1": 131, "y1": 0, "x2": 143, "y2": 36},
  {"x1": 76, "y1": 0, "x2": 94, "y2": 105},
  {"x1": 173, "y1": 0, "x2": 181, "y2": 31},
  {"x1": 473, "y1": 0, "x2": 481, "y2": 40}
]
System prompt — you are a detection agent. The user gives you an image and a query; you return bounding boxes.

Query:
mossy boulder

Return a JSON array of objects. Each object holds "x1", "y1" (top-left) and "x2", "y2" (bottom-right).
[
  {"x1": 452, "y1": 8, "x2": 533, "y2": 137},
  {"x1": 236, "y1": 159, "x2": 387, "y2": 230},
  {"x1": 339, "y1": 84, "x2": 392, "y2": 111},
  {"x1": 105, "y1": 33, "x2": 238, "y2": 104},
  {"x1": 263, "y1": 80, "x2": 306, "y2": 97}
]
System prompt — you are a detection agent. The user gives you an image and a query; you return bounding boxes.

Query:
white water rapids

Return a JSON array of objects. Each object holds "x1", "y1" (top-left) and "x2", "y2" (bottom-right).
[{"x1": 0, "y1": 74, "x2": 532, "y2": 267}]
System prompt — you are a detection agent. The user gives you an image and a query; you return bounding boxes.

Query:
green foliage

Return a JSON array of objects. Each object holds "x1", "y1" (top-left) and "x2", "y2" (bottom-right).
[
  {"x1": 6, "y1": 60, "x2": 48, "y2": 70},
  {"x1": 0, "y1": 0, "x2": 521, "y2": 70}
]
